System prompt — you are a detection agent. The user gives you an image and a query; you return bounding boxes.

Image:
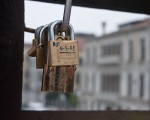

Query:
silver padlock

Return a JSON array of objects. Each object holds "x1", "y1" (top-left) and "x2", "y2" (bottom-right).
[
  {"x1": 36, "y1": 25, "x2": 49, "y2": 69},
  {"x1": 27, "y1": 26, "x2": 43, "y2": 57}
]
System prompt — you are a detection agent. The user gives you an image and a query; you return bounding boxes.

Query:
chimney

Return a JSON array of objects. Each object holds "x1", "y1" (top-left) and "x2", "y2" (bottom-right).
[{"x1": 102, "y1": 21, "x2": 106, "y2": 35}]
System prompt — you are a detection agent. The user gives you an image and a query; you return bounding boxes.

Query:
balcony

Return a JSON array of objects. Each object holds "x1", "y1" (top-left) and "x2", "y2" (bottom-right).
[{"x1": 98, "y1": 55, "x2": 120, "y2": 65}]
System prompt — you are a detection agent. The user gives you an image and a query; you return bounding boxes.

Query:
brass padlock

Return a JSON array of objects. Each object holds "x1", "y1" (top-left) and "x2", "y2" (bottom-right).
[
  {"x1": 48, "y1": 21, "x2": 79, "y2": 66},
  {"x1": 41, "y1": 20, "x2": 77, "y2": 93},
  {"x1": 27, "y1": 39, "x2": 38, "y2": 57},
  {"x1": 41, "y1": 21, "x2": 56, "y2": 92},
  {"x1": 27, "y1": 26, "x2": 43, "y2": 57},
  {"x1": 36, "y1": 25, "x2": 48, "y2": 69}
]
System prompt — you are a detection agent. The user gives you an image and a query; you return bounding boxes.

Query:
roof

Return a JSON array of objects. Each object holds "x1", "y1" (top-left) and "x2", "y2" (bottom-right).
[
  {"x1": 98, "y1": 18, "x2": 150, "y2": 40},
  {"x1": 119, "y1": 19, "x2": 150, "y2": 30},
  {"x1": 30, "y1": 0, "x2": 150, "y2": 14}
]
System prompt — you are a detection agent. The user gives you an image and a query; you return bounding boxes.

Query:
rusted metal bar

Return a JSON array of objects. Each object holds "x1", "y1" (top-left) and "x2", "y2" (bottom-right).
[
  {"x1": 24, "y1": 27, "x2": 35, "y2": 33},
  {"x1": 60, "y1": 0, "x2": 72, "y2": 31}
]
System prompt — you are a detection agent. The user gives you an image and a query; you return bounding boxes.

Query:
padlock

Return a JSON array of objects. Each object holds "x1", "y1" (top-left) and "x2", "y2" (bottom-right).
[
  {"x1": 27, "y1": 39, "x2": 37, "y2": 57},
  {"x1": 41, "y1": 20, "x2": 77, "y2": 93},
  {"x1": 27, "y1": 26, "x2": 43, "y2": 57},
  {"x1": 41, "y1": 22, "x2": 55, "y2": 91},
  {"x1": 36, "y1": 25, "x2": 49, "y2": 69},
  {"x1": 48, "y1": 20, "x2": 79, "y2": 66}
]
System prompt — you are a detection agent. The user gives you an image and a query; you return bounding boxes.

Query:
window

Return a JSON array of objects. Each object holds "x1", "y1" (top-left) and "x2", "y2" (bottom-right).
[
  {"x1": 140, "y1": 38, "x2": 145, "y2": 61},
  {"x1": 101, "y1": 74, "x2": 120, "y2": 93},
  {"x1": 24, "y1": 80, "x2": 30, "y2": 90},
  {"x1": 101, "y1": 75, "x2": 106, "y2": 92},
  {"x1": 101, "y1": 45, "x2": 105, "y2": 56},
  {"x1": 86, "y1": 47, "x2": 90, "y2": 64},
  {"x1": 114, "y1": 75, "x2": 120, "y2": 92},
  {"x1": 129, "y1": 41, "x2": 133, "y2": 62},
  {"x1": 85, "y1": 74, "x2": 90, "y2": 91},
  {"x1": 92, "y1": 47, "x2": 97, "y2": 64},
  {"x1": 114, "y1": 43, "x2": 121, "y2": 55},
  {"x1": 25, "y1": 70, "x2": 30, "y2": 79},
  {"x1": 128, "y1": 74, "x2": 132, "y2": 96},
  {"x1": 101, "y1": 43, "x2": 121, "y2": 56},
  {"x1": 91, "y1": 73, "x2": 96, "y2": 92},
  {"x1": 76, "y1": 73, "x2": 81, "y2": 85},
  {"x1": 79, "y1": 58, "x2": 83, "y2": 65},
  {"x1": 139, "y1": 74, "x2": 144, "y2": 98}
]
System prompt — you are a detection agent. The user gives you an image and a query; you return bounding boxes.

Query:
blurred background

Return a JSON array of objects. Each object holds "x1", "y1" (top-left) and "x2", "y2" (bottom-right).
[{"x1": 22, "y1": 1, "x2": 150, "y2": 110}]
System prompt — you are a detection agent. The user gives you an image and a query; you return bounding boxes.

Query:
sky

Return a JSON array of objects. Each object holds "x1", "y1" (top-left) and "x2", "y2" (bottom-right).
[{"x1": 25, "y1": 1, "x2": 149, "y2": 43}]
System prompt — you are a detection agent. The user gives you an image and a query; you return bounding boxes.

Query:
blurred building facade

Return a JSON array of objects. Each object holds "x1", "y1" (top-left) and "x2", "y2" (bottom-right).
[
  {"x1": 22, "y1": 44, "x2": 45, "y2": 108},
  {"x1": 22, "y1": 19, "x2": 150, "y2": 111},
  {"x1": 76, "y1": 19, "x2": 150, "y2": 110}
]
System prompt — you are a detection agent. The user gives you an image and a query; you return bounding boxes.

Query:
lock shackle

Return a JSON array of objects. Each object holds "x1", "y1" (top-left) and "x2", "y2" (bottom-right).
[
  {"x1": 55, "y1": 23, "x2": 74, "y2": 39},
  {"x1": 48, "y1": 20, "x2": 74, "y2": 41},
  {"x1": 35, "y1": 26, "x2": 43, "y2": 39},
  {"x1": 38, "y1": 24, "x2": 49, "y2": 47}
]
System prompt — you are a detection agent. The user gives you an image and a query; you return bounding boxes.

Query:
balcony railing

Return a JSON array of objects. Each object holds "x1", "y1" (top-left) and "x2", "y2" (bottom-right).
[{"x1": 98, "y1": 55, "x2": 120, "y2": 65}]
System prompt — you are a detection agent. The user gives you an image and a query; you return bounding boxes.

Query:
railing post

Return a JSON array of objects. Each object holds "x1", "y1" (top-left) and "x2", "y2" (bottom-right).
[{"x1": 0, "y1": 0, "x2": 24, "y2": 120}]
